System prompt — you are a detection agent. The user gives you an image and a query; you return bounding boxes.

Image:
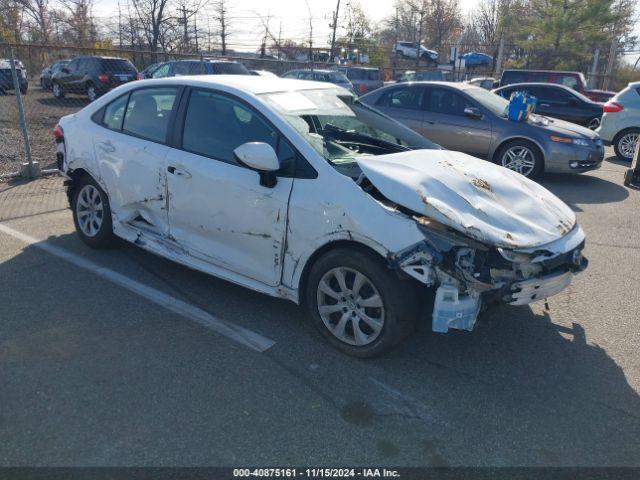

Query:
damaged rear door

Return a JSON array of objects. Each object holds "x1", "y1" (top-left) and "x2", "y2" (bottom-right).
[
  {"x1": 94, "y1": 86, "x2": 181, "y2": 236},
  {"x1": 164, "y1": 88, "x2": 294, "y2": 287}
]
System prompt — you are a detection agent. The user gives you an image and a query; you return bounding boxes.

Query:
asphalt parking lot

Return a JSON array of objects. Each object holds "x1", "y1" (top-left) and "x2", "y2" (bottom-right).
[{"x1": 0, "y1": 152, "x2": 639, "y2": 467}]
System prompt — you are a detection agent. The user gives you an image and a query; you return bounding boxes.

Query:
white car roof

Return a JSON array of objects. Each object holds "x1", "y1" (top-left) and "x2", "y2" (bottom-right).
[{"x1": 137, "y1": 74, "x2": 338, "y2": 95}]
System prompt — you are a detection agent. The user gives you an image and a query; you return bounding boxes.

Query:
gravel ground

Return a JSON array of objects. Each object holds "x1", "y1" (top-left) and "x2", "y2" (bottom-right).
[{"x1": 0, "y1": 86, "x2": 89, "y2": 175}]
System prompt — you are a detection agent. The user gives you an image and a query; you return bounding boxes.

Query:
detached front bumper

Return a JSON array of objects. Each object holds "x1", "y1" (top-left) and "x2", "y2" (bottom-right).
[{"x1": 392, "y1": 224, "x2": 588, "y2": 333}]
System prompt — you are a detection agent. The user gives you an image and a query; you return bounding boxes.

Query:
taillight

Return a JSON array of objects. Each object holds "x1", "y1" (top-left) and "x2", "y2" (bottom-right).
[
  {"x1": 603, "y1": 101, "x2": 623, "y2": 113},
  {"x1": 98, "y1": 73, "x2": 109, "y2": 83},
  {"x1": 358, "y1": 84, "x2": 366, "y2": 93},
  {"x1": 136, "y1": 73, "x2": 141, "y2": 80},
  {"x1": 53, "y1": 125, "x2": 64, "y2": 142}
]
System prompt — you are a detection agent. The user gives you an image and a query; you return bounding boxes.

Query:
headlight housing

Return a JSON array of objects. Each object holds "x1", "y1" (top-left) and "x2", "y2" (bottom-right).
[{"x1": 550, "y1": 135, "x2": 590, "y2": 147}]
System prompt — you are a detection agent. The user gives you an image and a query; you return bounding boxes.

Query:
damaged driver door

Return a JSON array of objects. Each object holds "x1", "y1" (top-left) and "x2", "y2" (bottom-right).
[
  {"x1": 165, "y1": 89, "x2": 294, "y2": 287},
  {"x1": 94, "y1": 87, "x2": 180, "y2": 238}
]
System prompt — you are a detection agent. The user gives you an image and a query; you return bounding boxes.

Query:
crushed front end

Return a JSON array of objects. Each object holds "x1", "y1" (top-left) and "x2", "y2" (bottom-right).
[{"x1": 390, "y1": 218, "x2": 588, "y2": 333}]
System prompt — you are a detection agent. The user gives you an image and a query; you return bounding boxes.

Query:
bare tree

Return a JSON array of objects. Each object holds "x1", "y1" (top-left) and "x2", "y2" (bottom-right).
[
  {"x1": 59, "y1": 0, "x2": 99, "y2": 47},
  {"x1": 211, "y1": 0, "x2": 231, "y2": 55},
  {"x1": 14, "y1": 0, "x2": 50, "y2": 42},
  {"x1": 130, "y1": 0, "x2": 173, "y2": 54}
]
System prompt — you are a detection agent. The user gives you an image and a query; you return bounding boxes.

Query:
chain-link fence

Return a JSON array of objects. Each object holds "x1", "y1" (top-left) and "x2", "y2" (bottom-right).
[{"x1": 0, "y1": 42, "x2": 495, "y2": 178}]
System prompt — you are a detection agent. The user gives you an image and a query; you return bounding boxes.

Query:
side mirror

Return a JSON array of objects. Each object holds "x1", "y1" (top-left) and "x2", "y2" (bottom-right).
[
  {"x1": 464, "y1": 107, "x2": 483, "y2": 119},
  {"x1": 234, "y1": 142, "x2": 280, "y2": 188}
]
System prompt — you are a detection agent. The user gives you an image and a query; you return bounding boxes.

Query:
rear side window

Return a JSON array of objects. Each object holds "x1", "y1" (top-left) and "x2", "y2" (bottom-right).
[
  {"x1": 368, "y1": 70, "x2": 380, "y2": 81},
  {"x1": 123, "y1": 88, "x2": 178, "y2": 143},
  {"x1": 559, "y1": 75, "x2": 579, "y2": 90},
  {"x1": 377, "y1": 87, "x2": 425, "y2": 110},
  {"x1": 210, "y1": 62, "x2": 249, "y2": 75},
  {"x1": 152, "y1": 63, "x2": 170, "y2": 78},
  {"x1": 501, "y1": 71, "x2": 527, "y2": 85},
  {"x1": 100, "y1": 59, "x2": 136, "y2": 73},
  {"x1": 173, "y1": 62, "x2": 204, "y2": 76},
  {"x1": 103, "y1": 94, "x2": 129, "y2": 131}
]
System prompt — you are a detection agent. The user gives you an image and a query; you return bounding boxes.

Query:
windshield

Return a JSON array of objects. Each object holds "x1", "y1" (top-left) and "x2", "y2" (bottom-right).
[
  {"x1": 327, "y1": 72, "x2": 349, "y2": 83},
  {"x1": 465, "y1": 87, "x2": 509, "y2": 117},
  {"x1": 260, "y1": 88, "x2": 438, "y2": 168}
]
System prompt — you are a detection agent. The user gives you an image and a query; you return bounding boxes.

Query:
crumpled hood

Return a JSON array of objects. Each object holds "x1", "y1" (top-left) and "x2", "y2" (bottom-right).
[{"x1": 357, "y1": 150, "x2": 576, "y2": 249}]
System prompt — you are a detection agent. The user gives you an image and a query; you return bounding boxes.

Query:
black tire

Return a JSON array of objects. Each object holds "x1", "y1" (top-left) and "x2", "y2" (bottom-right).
[
  {"x1": 52, "y1": 82, "x2": 64, "y2": 99},
  {"x1": 86, "y1": 82, "x2": 98, "y2": 102},
  {"x1": 71, "y1": 175, "x2": 116, "y2": 249},
  {"x1": 587, "y1": 116, "x2": 601, "y2": 130},
  {"x1": 495, "y1": 139, "x2": 544, "y2": 179},
  {"x1": 613, "y1": 128, "x2": 639, "y2": 162},
  {"x1": 305, "y1": 247, "x2": 417, "y2": 358}
]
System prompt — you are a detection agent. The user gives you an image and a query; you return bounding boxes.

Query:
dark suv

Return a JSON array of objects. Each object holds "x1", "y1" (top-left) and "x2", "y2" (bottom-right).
[
  {"x1": 0, "y1": 59, "x2": 28, "y2": 94},
  {"x1": 51, "y1": 56, "x2": 138, "y2": 101},
  {"x1": 147, "y1": 59, "x2": 250, "y2": 78}
]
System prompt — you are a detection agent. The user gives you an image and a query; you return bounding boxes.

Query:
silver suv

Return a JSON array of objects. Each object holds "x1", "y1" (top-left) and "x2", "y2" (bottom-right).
[{"x1": 595, "y1": 81, "x2": 640, "y2": 161}]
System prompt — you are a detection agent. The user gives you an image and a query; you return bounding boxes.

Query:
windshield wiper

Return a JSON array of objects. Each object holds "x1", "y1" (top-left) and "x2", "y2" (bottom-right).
[{"x1": 322, "y1": 123, "x2": 410, "y2": 153}]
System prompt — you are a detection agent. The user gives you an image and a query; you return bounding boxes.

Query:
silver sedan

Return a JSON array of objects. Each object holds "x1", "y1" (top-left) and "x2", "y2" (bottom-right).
[{"x1": 360, "y1": 81, "x2": 604, "y2": 178}]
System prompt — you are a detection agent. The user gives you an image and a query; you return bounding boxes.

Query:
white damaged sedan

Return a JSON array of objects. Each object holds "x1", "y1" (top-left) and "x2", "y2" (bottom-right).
[{"x1": 55, "y1": 75, "x2": 587, "y2": 357}]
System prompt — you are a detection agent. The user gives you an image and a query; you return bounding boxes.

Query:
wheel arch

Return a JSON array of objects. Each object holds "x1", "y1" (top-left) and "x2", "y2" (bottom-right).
[
  {"x1": 613, "y1": 126, "x2": 640, "y2": 144},
  {"x1": 295, "y1": 239, "x2": 391, "y2": 307}
]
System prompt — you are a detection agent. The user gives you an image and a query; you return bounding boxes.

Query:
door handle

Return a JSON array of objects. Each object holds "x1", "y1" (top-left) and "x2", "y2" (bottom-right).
[
  {"x1": 539, "y1": 103, "x2": 550, "y2": 107},
  {"x1": 167, "y1": 166, "x2": 192, "y2": 179},
  {"x1": 426, "y1": 121, "x2": 436, "y2": 125}
]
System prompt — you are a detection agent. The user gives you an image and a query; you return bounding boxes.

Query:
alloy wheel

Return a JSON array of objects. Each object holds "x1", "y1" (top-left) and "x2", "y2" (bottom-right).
[
  {"x1": 316, "y1": 267, "x2": 385, "y2": 346},
  {"x1": 76, "y1": 184, "x2": 104, "y2": 237},
  {"x1": 53, "y1": 83, "x2": 61, "y2": 98},
  {"x1": 501, "y1": 145, "x2": 536, "y2": 177},
  {"x1": 619, "y1": 132, "x2": 638, "y2": 160}
]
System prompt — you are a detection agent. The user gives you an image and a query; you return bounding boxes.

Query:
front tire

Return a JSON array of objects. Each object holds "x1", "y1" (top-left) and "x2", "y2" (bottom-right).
[
  {"x1": 86, "y1": 83, "x2": 98, "y2": 102},
  {"x1": 305, "y1": 247, "x2": 417, "y2": 357},
  {"x1": 52, "y1": 82, "x2": 64, "y2": 99},
  {"x1": 72, "y1": 175, "x2": 115, "y2": 248},
  {"x1": 613, "y1": 129, "x2": 639, "y2": 162},
  {"x1": 587, "y1": 116, "x2": 600, "y2": 130},
  {"x1": 496, "y1": 139, "x2": 543, "y2": 178}
]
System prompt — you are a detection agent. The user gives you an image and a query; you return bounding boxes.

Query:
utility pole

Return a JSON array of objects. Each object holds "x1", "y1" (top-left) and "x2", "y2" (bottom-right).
[
  {"x1": 393, "y1": 6, "x2": 399, "y2": 79},
  {"x1": 603, "y1": 36, "x2": 617, "y2": 91},
  {"x1": 304, "y1": 0, "x2": 313, "y2": 71},
  {"x1": 494, "y1": 37, "x2": 505, "y2": 77},
  {"x1": 178, "y1": 4, "x2": 191, "y2": 50},
  {"x1": 329, "y1": 0, "x2": 341, "y2": 63},
  {"x1": 415, "y1": 8, "x2": 424, "y2": 68},
  {"x1": 117, "y1": 1, "x2": 123, "y2": 48},
  {"x1": 589, "y1": 47, "x2": 600, "y2": 89}
]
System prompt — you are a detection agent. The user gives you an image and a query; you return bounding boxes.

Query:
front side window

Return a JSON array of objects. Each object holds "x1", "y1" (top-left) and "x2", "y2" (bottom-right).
[
  {"x1": 377, "y1": 87, "x2": 425, "y2": 110},
  {"x1": 424, "y1": 88, "x2": 473, "y2": 116},
  {"x1": 173, "y1": 62, "x2": 203, "y2": 76},
  {"x1": 182, "y1": 89, "x2": 280, "y2": 165},
  {"x1": 261, "y1": 88, "x2": 437, "y2": 170},
  {"x1": 103, "y1": 94, "x2": 129, "y2": 131},
  {"x1": 152, "y1": 63, "x2": 170, "y2": 78},
  {"x1": 559, "y1": 75, "x2": 579, "y2": 90},
  {"x1": 122, "y1": 87, "x2": 178, "y2": 143}
]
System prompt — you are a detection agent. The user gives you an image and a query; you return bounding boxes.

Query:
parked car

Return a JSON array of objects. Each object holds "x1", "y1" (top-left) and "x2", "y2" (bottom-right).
[
  {"x1": 499, "y1": 69, "x2": 615, "y2": 102},
  {"x1": 149, "y1": 59, "x2": 250, "y2": 79},
  {"x1": 466, "y1": 77, "x2": 498, "y2": 90},
  {"x1": 40, "y1": 60, "x2": 70, "y2": 90},
  {"x1": 0, "y1": 59, "x2": 28, "y2": 94},
  {"x1": 596, "y1": 81, "x2": 640, "y2": 161},
  {"x1": 394, "y1": 42, "x2": 438, "y2": 65},
  {"x1": 334, "y1": 66, "x2": 383, "y2": 94},
  {"x1": 250, "y1": 70, "x2": 278, "y2": 77},
  {"x1": 51, "y1": 56, "x2": 138, "y2": 101},
  {"x1": 55, "y1": 75, "x2": 588, "y2": 356},
  {"x1": 460, "y1": 52, "x2": 493, "y2": 68},
  {"x1": 282, "y1": 69, "x2": 354, "y2": 93},
  {"x1": 360, "y1": 81, "x2": 604, "y2": 178},
  {"x1": 397, "y1": 70, "x2": 448, "y2": 82},
  {"x1": 493, "y1": 83, "x2": 603, "y2": 130}
]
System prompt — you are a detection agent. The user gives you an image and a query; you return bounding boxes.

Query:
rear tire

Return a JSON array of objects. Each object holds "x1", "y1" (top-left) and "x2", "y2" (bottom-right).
[
  {"x1": 587, "y1": 116, "x2": 600, "y2": 130},
  {"x1": 613, "y1": 129, "x2": 639, "y2": 162},
  {"x1": 305, "y1": 247, "x2": 417, "y2": 358},
  {"x1": 71, "y1": 175, "x2": 116, "y2": 249},
  {"x1": 495, "y1": 139, "x2": 544, "y2": 178}
]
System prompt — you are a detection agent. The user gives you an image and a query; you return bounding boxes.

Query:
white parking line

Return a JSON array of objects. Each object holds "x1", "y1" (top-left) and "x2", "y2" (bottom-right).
[{"x1": 0, "y1": 223, "x2": 276, "y2": 353}]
